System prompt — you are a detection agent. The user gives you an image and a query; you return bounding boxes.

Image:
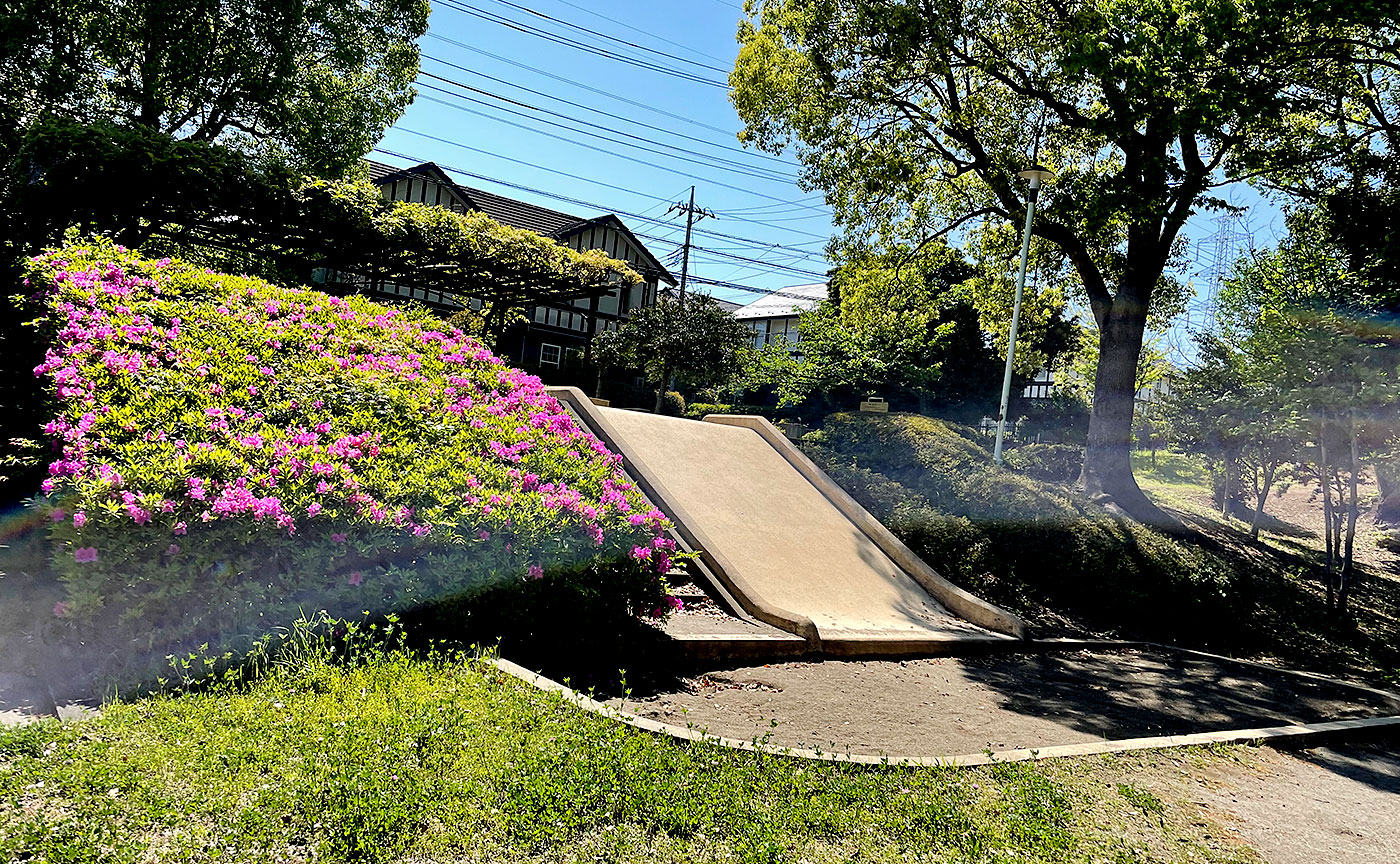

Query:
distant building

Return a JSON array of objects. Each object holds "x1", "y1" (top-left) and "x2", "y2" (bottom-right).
[
  {"x1": 732, "y1": 283, "x2": 828, "y2": 350},
  {"x1": 365, "y1": 161, "x2": 676, "y2": 368}
]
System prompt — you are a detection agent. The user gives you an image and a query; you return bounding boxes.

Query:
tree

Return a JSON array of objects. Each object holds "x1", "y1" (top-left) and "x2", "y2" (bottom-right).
[
  {"x1": 1164, "y1": 333, "x2": 1299, "y2": 540},
  {"x1": 748, "y1": 243, "x2": 1070, "y2": 418},
  {"x1": 1217, "y1": 212, "x2": 1400, "y2": 609},
  {"x1": 730, "y1": 0, "x2": 1372, "y2": 521},
  {"x1": 593, "y1": 297, "x2": 752, "y2": 414},
  {"x1": 1, "y1": 0, "x2": 427, "y2": 176}
]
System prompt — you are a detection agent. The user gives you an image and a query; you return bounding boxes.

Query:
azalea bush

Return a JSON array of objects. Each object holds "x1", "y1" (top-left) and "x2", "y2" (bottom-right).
[{"x1": 19, "y1": 240, "x2": 677, "y2": 663}]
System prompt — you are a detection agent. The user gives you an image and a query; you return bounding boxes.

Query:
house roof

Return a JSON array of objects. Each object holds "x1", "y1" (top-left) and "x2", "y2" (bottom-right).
[
  {"x1": 366, "y1": 160, "x2": 675, "y2": 284},
  {"x1": 696, "y1": 294, "x2": 744, "y2": 314},
  {"x1": 732, "y1": 283, "x2": 829, "y2": 320}
]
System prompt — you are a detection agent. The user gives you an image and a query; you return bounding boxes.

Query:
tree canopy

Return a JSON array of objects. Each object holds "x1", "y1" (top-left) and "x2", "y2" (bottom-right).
[
  {"x1": 1, "y1": 0, "x2": 428, "y2": 176},
  {"x1": 593, "y1": 297, "x2": 752, "y2": 413},
  {"x1": 730, "y1": 0, "x2": 1381, "y2": 521}
]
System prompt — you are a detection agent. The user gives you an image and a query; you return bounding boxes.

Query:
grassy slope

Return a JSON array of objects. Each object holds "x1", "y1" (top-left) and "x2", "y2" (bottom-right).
[
  {"x1": 0, "y1": 647, "x2": 1260, "y2": 864},
  {"x1": 802, "y1": 413, "x2": 1400, "y2": 682}
]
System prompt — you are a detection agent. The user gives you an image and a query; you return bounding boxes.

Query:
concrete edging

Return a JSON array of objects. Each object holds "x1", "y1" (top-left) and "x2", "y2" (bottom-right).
[
  {"x1": 545, "y1": 387, "x2": 821, "y2": 647},
  {"x1": 704, "y1": 414, "x2": 1027, "y2": 640},
  {"x1": 487, "y1": 656, "x2": 1400, "y2": 768},
  {"x1": 1143, "y1": 642, "x2": 1400, "y2": 711}
]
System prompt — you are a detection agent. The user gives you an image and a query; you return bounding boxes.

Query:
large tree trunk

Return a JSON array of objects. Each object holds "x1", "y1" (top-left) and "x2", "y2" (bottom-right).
[{"x1": 1077, "y1": 300, "x2": 1171, "y2": 526}]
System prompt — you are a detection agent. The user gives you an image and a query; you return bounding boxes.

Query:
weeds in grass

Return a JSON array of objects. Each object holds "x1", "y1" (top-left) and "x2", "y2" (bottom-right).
[{"x1": 0, "y1": 638, "x2": 1258, "y2": 864}]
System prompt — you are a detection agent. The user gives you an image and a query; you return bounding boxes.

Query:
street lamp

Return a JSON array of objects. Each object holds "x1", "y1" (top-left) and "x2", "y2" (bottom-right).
[{"x1": 993, "y1": 166, "x2": 1055, "y2": 465}]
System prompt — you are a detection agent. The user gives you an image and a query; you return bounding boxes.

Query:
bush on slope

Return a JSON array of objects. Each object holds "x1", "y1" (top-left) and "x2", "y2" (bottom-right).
[
  {"x1": 19, "y1": 240, "x2": 675, "y2": 662},
  {"x1": 802, "y1": 413, "x2": 1251, "y2": 646}
]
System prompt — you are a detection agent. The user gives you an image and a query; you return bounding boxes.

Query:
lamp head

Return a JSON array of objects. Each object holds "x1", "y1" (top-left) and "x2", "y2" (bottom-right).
[{"x1": 1017, "y1": 166, "x2": 1056, "y2": 188}]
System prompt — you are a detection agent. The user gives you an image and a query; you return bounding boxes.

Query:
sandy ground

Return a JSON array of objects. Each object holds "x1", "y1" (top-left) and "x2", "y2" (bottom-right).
[
  {"x1": 608, "y1": 650, "x2": 1397, "y2": 757},
  {"x1": 1187, "y1": 743, "x2": 1400, "y2": 864}
]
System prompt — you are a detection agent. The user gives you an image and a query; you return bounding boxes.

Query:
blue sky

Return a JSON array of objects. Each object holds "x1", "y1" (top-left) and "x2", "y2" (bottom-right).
[{"x1": 378, "y1": 0, "x2": 1283, "y2": 362}]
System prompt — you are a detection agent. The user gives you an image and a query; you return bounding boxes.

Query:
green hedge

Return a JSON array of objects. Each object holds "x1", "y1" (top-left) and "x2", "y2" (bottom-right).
[
  {"x1": 1003, "y1": 443, "x2": 1084, "y2": 485},
  {"x1": 803, "y1": 412, "x2": 1249, "y2": 644},
  {"x1": 21, "y1": 240, "x2": 675, "y2": 664}
]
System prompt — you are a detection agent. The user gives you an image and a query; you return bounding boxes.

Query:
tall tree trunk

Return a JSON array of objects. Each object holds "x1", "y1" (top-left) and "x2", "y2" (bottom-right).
[
  {"x1": 652, "y1": 362, "x2": 670, "y2": 414},
  {"x1": 1078, "y1": 300, "x2": 1169, "y2": 525},
  {"x1": 1339, "y1": 414, "x2": 1361, "y2": 612},
  {"x1": 1319, "y1": 425, "x2": 1335, "y2": 608},
  {"x1": 1250, "y1": 461, "x2": 1277, "y2": 542}
]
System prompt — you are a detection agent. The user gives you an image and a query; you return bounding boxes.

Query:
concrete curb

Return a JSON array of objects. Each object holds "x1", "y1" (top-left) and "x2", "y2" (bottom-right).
[
  {"x1": 703, "y1": 414, "x2": 1027, "y2": 640},
  {"x1": 487, "y1": 656, "x2": 1400, "y2": 769},
  {"x1": 1141, "y1": 642, "x2": 1400, "y2": 711}
]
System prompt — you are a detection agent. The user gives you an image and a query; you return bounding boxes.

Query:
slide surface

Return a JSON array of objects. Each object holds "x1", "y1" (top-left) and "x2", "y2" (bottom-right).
[{"x1": 550, "y1": 388, "x2": 1025, "y2": 653}]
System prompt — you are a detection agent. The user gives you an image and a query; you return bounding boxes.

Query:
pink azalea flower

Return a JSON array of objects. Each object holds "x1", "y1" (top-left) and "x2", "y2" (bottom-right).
[
  {"x1": 166, "y1": 544, "x2": 180, "y2": 556},
  {"x1": 173, "y1": 521, "x2": 187, "y2": 535},
  {"x1": 527, "y1": 564, "x2": 543, "y2": 580},
  {"x1": 331, "y1": 532, "x2": 347, "y2": 543},
  {"x1": 347, "y1": 571, "x2": 363, "y2": 586},
  {"x1": 72, "y1": 511, "x2": 87, "y2": 528},
  {"x1": 73, "y1": 547, "x2": 98, "y2": 563},
  {"x1": 50, "y1": 507, "x2": 66, "y2": 522},
  {"x1": 53, "y1": 601, "x2": 71, "y2": 618},
  {"x1": 306, "y1": 502, "x2": 322, "y2": 517}
]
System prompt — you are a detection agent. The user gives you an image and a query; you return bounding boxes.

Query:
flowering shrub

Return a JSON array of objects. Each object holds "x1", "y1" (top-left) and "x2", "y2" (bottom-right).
[{"x1": 21, "y1": 240, "x2": 678, "y2": 657}]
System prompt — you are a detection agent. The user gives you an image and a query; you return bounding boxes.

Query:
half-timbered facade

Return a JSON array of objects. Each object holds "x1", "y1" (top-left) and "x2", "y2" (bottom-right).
[{"x1": 365, "y1": 160, "x2": 677, "y2": 368}]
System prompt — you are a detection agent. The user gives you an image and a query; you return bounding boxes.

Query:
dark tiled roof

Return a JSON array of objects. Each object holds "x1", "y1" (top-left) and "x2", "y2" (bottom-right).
[
  {"x1": 366, "y1": 160, "x2": 402, "y2": 184},
  {"x1": 366, "y1": 160, "x2": 585, "y2": 236},
  {"x1": 364, "y1": 159, "x2": 676, "y2": 283},
  {"x1": 458, "y1": 185, "x2": 586, "y2": 237}
]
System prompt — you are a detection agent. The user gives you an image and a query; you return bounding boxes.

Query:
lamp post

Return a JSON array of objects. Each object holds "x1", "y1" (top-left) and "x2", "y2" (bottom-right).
[{"x1": 993, "y1": 166, "x2": 1055, "y2": 465}]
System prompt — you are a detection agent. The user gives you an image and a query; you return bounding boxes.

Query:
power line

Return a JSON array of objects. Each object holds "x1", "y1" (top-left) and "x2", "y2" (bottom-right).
[
  {"x1": 387, "y1": 128, "x2": 835, "y2": 243},
  {"x1": 416, "y1": 75, "x2": 799, "y2": 183},
  {"x1": 424, "y1": 32, "x2": 741, "y2": 138},
  {"x1": 369, "y1": 143, "x2": 828, "y2": 274},
  {"x1": 435, "y1": 0, "x2": 731, "y2": 89},
  {"x1": 687, "y1": 276, "x2": 828, "y2": 301},
  {"x1": 420, "y1": 52, "x2": 798, "y2": 169},
  {"x1": 414, "y1": 90, "x2": 811, "y2": 206},
  {"x1": 482, "y1": 0, "x2": 732, "y2": 75},
  {"x1": 537, "y1": 0, "x2": 731, "y2": 64}
]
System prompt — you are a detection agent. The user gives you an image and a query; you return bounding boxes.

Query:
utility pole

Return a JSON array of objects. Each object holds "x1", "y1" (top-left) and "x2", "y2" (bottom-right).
[{"x1": 667, "y1": 186, "x2": 713, "y2": 307}]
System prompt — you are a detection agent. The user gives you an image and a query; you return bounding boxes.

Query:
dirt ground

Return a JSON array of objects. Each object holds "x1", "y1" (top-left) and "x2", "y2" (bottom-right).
[
  {"x1": 1152, "y1": 471, "x2": 1396, "y2": 571},
  {"x1": 607, "y1": 649, "x2": 1397, "y2": 757},
  {"x1": 1190, "y1": 743, "x2": 1400, "y2": 864}
]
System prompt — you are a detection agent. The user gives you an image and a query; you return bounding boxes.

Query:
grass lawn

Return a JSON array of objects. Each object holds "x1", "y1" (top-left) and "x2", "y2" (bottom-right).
[{"x1": 0, "y1": 646, "x2": 1262, "y2": 864}]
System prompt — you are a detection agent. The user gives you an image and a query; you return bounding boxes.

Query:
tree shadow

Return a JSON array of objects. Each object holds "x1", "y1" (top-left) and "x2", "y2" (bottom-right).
[{"x1": 955, "y1": 648, "x2": 1400, "y2": 793}]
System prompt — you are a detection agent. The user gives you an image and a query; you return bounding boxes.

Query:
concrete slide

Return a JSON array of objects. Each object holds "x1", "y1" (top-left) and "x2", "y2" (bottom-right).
[{"x1": 549, "y1": 388, "x2": 1026, "y2": 655}]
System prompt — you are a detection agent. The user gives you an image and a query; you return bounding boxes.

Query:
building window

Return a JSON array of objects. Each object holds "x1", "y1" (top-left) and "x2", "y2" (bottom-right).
[{"x1": 540, "y1": 343, "x2": 562, "y2": 367}]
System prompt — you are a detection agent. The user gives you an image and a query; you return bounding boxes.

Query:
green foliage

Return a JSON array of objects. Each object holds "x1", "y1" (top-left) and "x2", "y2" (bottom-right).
[
  {"x1": 748, "y1": 244, "x2": 1068, "y2": 420},
  {"x1": 1003, "y1": 444, "x2": 1084, "y2": 486},
  {"x1": 658, "y1": 391, "x2": 686, "y2": 417},
  {"x1": 731, "y1": 0, "x2": 1378, "y2": 501},
  {"x1": 803, "y1": 413, "x2": 1251, "y2": 644},
  {"x1": 593, "y1": 296, "x2": 751, "y2": 407},
  {"x1": 0, "y1": 0, "x2": 429, "y2": 176},
  {"x1": 20, "y1": 240, "x2": 672, "y2": 672},
  {"x1": 1209, "y1": 208, "x2": 1400, "y2": 585},
  {"x1": 0, "y1": 642, "x2": 1244, "y2": 863}
]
